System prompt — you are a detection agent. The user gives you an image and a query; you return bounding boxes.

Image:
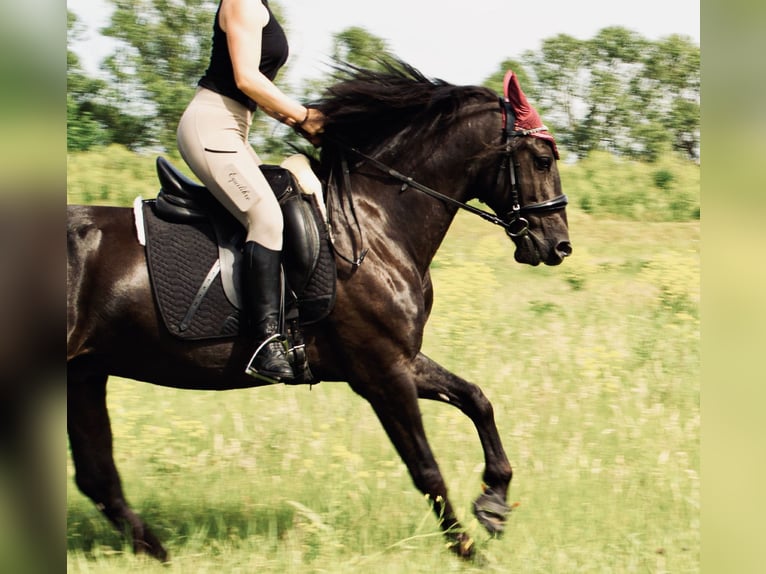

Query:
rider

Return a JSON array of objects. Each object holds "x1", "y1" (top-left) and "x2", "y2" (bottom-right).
[{"x1": 177, "y1": 0, "x2": 325, "y2": 383}]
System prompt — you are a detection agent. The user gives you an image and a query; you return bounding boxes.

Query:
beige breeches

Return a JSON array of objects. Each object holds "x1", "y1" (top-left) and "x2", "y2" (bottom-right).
[{"x1": 177, "y1": 87, "x2": 283, "y2": 249}]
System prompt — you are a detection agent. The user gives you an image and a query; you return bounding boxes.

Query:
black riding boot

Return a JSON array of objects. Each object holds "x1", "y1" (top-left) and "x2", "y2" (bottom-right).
[{"x1": 242, "y1": 241, "x2": 295, "y2": 383}]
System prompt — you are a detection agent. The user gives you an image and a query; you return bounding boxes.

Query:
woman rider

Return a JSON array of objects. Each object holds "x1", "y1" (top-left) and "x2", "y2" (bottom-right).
[{"x1": 177, "y1": 0, "x2": 325, "y2": 383}]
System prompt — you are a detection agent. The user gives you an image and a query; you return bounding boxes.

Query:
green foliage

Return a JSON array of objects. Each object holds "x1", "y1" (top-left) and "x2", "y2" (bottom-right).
[
  {"x1": 560, "y1": 150, "x2": 699, "y2": 221},
  {"x1": 69, "y1": 5, "x2": 699, "y2": 165},
  {"x1": 331, "y1": 26, "x2": 397, "y2": 71},
  {"x1": 68, "y1": 11, "x2": 107, "y2": 152},
  {"x1": 101, "y1": 0, "x2": 217, "y2": 150},
  {"x1": 67, "y1": 145, "x2": 700, "y2": 224},
  {"x1": 68, "y1": 10, "x2": 153, "y2": 151},
  {"x1": 519, "y1": 34, "x2": 588, "y2": 146},
  {"x1": 67, "y1": 93, "x2": 109, "y2": 151},
  {"x1": 67, "y1": 145, "x2": 185, "y2": 206},
  {"x1": 653, "y1": 168, "x2": 675, "y2": 190},
  {"x1": 507, "y1": 28, "x2": 699, "y2": 162}
]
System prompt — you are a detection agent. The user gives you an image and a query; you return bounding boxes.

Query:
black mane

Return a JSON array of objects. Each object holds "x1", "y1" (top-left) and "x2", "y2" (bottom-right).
[{"x1": 316, "y1": 60, "x2": 497, "y2": 158}]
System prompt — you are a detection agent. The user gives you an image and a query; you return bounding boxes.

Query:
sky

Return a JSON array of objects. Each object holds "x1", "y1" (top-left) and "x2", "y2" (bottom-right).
[{"x1": 68, "y1": 0, "x2": 700, "y2": 87}]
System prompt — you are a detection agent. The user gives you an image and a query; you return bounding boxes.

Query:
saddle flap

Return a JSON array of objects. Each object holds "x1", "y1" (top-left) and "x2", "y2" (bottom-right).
[{"x1": 282, "y1": 191, "x2": 321, "y2": 294}]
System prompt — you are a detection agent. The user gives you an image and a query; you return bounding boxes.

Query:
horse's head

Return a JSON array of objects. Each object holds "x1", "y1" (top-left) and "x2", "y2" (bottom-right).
[
  {"x1": 476, "y1": 71, "x2": 571, "y2": 266},
  {"x1": 316, "y1": 62, "x2": 571, "y2": 267},
  {"x1": 479, "y1": 135, "x2": 572, "y2": 266}
]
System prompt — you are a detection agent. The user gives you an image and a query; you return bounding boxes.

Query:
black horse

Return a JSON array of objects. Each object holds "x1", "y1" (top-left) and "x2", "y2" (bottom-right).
[{"x1": 67, "y1": 63, "x2": 571, "y2": 561}]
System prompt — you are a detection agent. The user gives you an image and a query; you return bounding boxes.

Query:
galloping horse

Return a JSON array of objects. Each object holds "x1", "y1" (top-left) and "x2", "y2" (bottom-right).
[{"x1": 67, "y1": 62, "x2": 571, "y2": 561}]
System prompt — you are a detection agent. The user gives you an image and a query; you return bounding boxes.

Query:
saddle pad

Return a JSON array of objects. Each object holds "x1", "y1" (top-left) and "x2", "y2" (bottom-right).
[
  {"x1": 142, "y1": 201, "x2": 241, "y2": 340},
  {"x1": 141, "y1": 199, "x2": 337, "y2": 341}
]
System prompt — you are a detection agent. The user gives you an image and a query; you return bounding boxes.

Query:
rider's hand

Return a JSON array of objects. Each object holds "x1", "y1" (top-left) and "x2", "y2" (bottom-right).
[{"x1": 296, "y1": 107, "x2": 325, "y2": 146}]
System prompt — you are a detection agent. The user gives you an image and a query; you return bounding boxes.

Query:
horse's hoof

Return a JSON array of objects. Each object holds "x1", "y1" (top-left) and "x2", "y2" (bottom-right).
[
  {"x1": 473, "y1": 488, "x2": 511, "y2": 536},
  {"x1": 447, "y1": 532, "x2": 475, "y2": 558},
  {"x1": 134, "y1": 532, "x2": 169, "y2": 562}
]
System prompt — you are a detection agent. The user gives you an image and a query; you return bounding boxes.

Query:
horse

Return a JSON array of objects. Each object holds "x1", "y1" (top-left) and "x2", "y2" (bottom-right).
[{"x1": 67, "y1": 62, "x2": 571, "y2": 561}]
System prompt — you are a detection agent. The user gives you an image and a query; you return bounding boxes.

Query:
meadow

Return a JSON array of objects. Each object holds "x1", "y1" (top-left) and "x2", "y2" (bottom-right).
[{"x1": 66, "y1": 148, "x2": 699, "y2": 573}]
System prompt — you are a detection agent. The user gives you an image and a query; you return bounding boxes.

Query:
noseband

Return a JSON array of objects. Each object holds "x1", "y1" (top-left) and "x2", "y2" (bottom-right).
[{"x1": 497, "y1": 97, "x2": 569, "y2": 238}]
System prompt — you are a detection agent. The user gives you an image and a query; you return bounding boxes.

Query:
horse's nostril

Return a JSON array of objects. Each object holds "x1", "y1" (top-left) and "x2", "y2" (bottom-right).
[{"x1": 557, "y1": 241, "x2": 572, "y2": 258}]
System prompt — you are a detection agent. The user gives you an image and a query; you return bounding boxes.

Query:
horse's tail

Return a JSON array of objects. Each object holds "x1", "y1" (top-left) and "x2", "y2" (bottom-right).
[{"x1": 67, "y1": 205, "x2": 102, "y2": 360}]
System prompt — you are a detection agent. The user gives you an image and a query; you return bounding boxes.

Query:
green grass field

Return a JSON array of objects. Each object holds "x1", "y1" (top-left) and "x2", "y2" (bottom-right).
[{"x1": 66, "y1": 197, "x2": 699, "y2": 572}]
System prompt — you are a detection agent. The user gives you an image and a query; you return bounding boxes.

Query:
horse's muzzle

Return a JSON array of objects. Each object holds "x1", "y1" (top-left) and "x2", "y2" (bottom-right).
[
  {"x1": 555, "y1": 240, "x2": 573, "y2": 260},
  {"x1": 513, "y1": 234, "x2": 572, "y2": 266},
  {"x1": 543, "y1": 239, "x2": 572, "y2": 266}
]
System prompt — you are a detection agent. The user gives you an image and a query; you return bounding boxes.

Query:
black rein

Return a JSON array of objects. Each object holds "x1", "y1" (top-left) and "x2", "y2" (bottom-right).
[{"x1": 321, "y1": 100, "x2": 568, "y2": 265}]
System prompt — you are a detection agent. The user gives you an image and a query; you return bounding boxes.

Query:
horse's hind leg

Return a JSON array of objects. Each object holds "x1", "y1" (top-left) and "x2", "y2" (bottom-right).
[
  {"x1": 67, "y1": 372, "x2": 168, "y2": 561},
  {"x1": 353, "y1": 372, "x2": 475, "y2": 558},
  {"x1": 413, "y1": 353, "x2": 513, "y2": 536}
]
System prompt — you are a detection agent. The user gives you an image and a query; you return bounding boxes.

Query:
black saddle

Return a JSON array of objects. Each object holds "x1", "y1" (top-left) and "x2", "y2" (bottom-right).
[{"x1": 140, "y1": 157, "x2": 336, "y2": 345}]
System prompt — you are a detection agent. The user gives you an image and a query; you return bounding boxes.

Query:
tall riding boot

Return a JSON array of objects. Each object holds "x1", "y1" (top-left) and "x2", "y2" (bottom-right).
[{"x1": 242, "y1": 241, "x2": 295, "y2": 383}]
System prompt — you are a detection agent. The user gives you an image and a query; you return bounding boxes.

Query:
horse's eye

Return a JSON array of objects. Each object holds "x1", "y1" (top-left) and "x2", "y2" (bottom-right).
[{"x1": 534, "y1": 156, "x2": 552, "y2": 171}]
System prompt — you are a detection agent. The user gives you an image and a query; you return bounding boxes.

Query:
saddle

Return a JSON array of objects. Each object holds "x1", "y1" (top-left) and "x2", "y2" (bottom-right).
[{"x1": 136, "y1": 157, "x2": 336, "y2": 382}]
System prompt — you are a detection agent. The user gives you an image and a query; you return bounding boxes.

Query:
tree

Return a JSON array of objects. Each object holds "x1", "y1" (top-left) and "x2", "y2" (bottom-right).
[
  {"x1": 669, "y1": 98, "x2": 700, "y2": 160},
  {"x1": 483, "y1": 58, "x2": 531, "y2": 96},
  {"x1": 583, "y1": 28, "x2": 647, "y2": 156},
  {"x1": 68, "y1": 10, "x2": 154, "y2": 151},
  {"x1": 100, "y1": 0, "x2": 217, "y2": 151},
  {"x1": 495, "y1": 27, "x2": 699, "y2": 161},
  {"x1": 518, "y1": 34, "x2": 592, "y2": 155},
  {"x1": 640, "y1": 34, "x2": 700, "y2": 160},
  {"x1": 70, "y1": 5, "x2": 403, "y2": 156},
  {"x1": 331, "y1": 27, "x2": 396, "y2": 71},
  {"x1": 68, "y1": 11, "x2": 109, "y2": 151}
]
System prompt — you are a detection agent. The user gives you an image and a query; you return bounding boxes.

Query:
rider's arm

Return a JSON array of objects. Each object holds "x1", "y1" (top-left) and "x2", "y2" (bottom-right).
[{"x1": 220, "y1": 0, "x2": 307, "y2": 126}]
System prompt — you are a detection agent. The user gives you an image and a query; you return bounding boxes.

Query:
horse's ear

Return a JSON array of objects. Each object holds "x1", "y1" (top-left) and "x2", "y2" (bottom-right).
[
  {"x1": 503, "y1": 70, "x2": 560, "y2": 159},
  {"x1": 502, "y1": 70, "x2": 515, "y2": 102},
  {"x1": 503, "y1": 70, "x2": 536, "y2": 127}
]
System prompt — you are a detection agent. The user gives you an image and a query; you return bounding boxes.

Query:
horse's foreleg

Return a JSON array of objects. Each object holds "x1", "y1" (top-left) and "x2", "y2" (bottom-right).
[
  {"x1": 67, "y1": 372, "x2": 168, "y2": 562},
  {"x1": 355, "y1": 374, "x2": 475, "y2": 558},
  {"x1": 413, "y1": 353, "x2": 513, "y2": 536}
]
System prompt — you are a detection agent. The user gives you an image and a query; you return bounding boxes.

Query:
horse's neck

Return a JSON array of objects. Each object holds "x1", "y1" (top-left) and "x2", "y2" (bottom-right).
[
  {"x1": 339, "y1": 104, "x2": 498, "y2": 273},
  {"x1": 350, "y1": 155, "x2": 468, "y2": 273}
]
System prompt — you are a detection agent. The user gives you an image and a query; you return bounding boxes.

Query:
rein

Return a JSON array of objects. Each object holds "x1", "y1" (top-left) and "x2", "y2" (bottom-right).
[
  {"x1": 323, "y1": 99, "x2": 568, "y2": 267},
  {"x1": 336, "y1": 140, "x2": 514, "y2": 230}
]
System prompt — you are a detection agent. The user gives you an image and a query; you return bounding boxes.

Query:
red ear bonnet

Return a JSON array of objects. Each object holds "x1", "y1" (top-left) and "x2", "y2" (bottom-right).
[{"x1": 503, "y1": 70, "x2": 559, "y2": 159}]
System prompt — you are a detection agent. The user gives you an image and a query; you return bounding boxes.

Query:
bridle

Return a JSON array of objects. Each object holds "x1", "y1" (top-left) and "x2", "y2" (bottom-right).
[
  {"x1": 324, "y1": 97, "x2": 568, "y2": 266},
  {"x1": 496, "y1": 97, "x2": 569, "y2": 238}
]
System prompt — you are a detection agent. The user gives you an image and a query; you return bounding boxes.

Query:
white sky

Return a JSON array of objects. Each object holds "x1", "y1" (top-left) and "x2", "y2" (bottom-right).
[{"x1": 68, "y1": 0, "x2": 700, "y2": 86}]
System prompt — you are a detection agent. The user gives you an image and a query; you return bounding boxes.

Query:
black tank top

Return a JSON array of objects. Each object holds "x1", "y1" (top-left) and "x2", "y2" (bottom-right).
[{"x1": 198, "y1": 0, "x2": 288, "y2": 111}]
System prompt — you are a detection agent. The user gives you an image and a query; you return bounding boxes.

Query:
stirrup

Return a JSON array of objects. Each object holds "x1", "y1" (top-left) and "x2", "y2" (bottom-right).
[
  {"x1": 244, "y1": 365, "x2": 285, "y2": 385},
  {"x1": 244, "y1": 334, "x2": 294, "y2": 383}
]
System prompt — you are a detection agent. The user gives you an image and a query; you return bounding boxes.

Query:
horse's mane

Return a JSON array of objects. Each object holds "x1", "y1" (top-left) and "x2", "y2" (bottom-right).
[{"x1": 316, "y1": 60, "x2": 497, "y2": 158}]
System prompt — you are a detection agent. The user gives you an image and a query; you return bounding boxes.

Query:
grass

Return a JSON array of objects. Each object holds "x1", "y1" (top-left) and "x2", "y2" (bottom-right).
[
  {"x1": 560, "y1": 150, "x2": 700, "y2": 221},
  {"x1": 66, "y1": 201, "x2": 699, "y2": 572}
]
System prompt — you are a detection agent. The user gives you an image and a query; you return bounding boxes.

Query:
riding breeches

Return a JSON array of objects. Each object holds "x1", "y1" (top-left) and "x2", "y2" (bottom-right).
[{"x1": 177, "y1": 87, "x2": 283, "y2": 249}]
